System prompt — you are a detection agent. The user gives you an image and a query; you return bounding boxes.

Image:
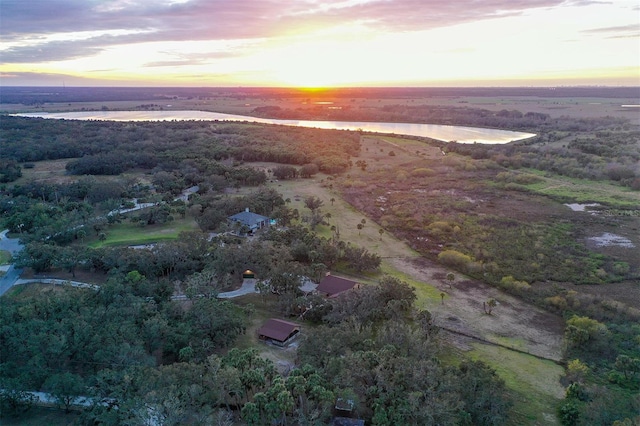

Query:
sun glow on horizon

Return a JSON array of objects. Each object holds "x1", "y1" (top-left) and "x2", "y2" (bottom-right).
[{"x1": 0, "y1": 1, "x2": 637, "y2": 87}]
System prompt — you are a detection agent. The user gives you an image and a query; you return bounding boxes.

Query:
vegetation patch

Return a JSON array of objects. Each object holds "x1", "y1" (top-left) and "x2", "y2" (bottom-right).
[
  {"x1": 0, "y1": 250, "x2": 12, "y2": 265},
  {"x1": 88, "y1": 217, "x2": 199, "y2": 248},
  {"x1": 468, "y1": 343, "x2": 564, "y2": 425}
]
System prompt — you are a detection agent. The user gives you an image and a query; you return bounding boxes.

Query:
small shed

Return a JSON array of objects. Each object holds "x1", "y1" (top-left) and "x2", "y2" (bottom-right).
[
  {"x1": 242, "y1": 269, "x2": 255, "y2": 279},
  {"x1": 257, "y1": 318, "x2": 300, "y2": 346},
  {"x1": 316, "y1": 274, "x2": 358, "y2": 298}
]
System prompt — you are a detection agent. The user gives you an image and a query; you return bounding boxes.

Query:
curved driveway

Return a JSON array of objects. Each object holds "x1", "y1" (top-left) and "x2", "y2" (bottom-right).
[{"x1": 0, "y1": 230, "x2": 24, "y2": 296}]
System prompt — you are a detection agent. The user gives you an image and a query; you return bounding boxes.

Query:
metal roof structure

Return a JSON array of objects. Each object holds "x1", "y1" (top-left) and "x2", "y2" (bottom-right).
[{"x1": 316, "y1": 275, "x2": 358, "y2": 297}]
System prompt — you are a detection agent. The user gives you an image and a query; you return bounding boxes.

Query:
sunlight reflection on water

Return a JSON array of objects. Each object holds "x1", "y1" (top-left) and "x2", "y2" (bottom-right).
[{"x1": 15, "y1": 110, "x2": 536, "y2": 144}]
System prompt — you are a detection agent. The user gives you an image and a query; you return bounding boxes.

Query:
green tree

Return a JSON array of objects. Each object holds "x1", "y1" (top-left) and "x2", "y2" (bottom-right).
[
  {"x1": 43, "y1": 373, "x2": 85, "y2": 413},
  {"x1": 342, "y1": 245, "x2": 381, "y2": 272},
  {"x1": 483, "y1": 298, "x2": 497, "y2": 315},
  {"x1": 446, "y1": 272, "x2": 455, "y2": 288},
  {"x1": 242, "y1": 402, "x2": 261, "y2": 425},
  {"x1": 299, "y1": 163, "x2": 319, "y2": 178},
  {"x1": 614, "y1": 355, "x2": 640, "y2": 380},
  {"x1": 304, "y1": 196, "x2": 324, "y2": 212},
  {"x1": 0, "y1": 379, "x2": 37, "y2": 417},
  {"x1": 13, "y1": 241, "x2": 58, "y2": 273},
  {"x1": 456, "y1": 360, "x2": 512, "y2": 425},
  {"x1": 565, "y1": 359, "x2": 589, "y2": 384},
  {"x1": 565, "y1": 315, "x2": 608, "y2": 349}
]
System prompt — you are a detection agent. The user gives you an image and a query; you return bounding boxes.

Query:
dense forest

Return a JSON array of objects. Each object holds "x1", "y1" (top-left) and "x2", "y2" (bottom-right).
[{"x1": 0, "y1": 110, "x2": 639, "y2": 425}]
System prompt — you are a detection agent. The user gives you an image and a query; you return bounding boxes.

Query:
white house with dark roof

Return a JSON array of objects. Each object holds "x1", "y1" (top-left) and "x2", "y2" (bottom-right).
[{"x1": 228, "y1": 208, "x2": 270, "y2": 234}]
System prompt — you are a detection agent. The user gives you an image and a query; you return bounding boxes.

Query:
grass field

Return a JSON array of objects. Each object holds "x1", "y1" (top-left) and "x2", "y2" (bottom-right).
[
  {"x1": 0, "y1": 250, "x2": 12, "y2": 265},
  {"x1": 520, "y1": 169, "x2": 640, "y2": 207},
  {"x1": 468, "y1": 343, "x2": 564, "y2": 425},
  {"x1": 88, "y1": 217, "x2": 200, "y2": 248}
]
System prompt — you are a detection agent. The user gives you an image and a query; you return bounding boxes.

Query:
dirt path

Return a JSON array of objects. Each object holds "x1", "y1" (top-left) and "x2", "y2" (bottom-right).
[{"x1": 258, "y1": 175, "x2": 564, "y2": 362}]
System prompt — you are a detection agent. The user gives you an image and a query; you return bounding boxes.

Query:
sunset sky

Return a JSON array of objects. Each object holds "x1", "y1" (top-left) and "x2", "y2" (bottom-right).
[{"x1": 1, "y1": 0, "x2": 638, "y2": 87}]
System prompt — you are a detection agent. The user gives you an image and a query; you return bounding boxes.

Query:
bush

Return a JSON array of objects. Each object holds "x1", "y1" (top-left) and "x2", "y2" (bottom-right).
[
  {"x1": 499, "y1": 275, "x2": 530, "y2": 291},
  {"x1": 428, "y1": 221, "x2": 453, "y2": 234},
  {"x1": 299, "y1": 163, "x2": 319, "y2": 178},
  {"x1": 607, "y1": 166, "x2": 635, "y2": 181},
  {"x1": 513, "y1": 173, "x2": 543, "y2": 185},
  {"x1": 558, "y1": 400, "x2": 582, "y2": 426},
  {"x1": 438, "y1": 249, "x2": 473, "y2": 270},
  {"x1": 410, "y1": 167, "x2": 435, "y2": 177}
]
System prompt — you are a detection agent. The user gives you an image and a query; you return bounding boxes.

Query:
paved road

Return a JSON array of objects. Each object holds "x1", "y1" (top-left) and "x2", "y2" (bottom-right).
[
  {"x1": 0, "y1": 229, "x2": 23, "y2": 254},
  {"x1": 0, "y1": 265, "x2": 24, "y2": 296},
  {"x1": 217, "y1": 279, "x2": 259, "y2": 298},
  {"x1": 0, "y1": 230, "x2": 24, "y2": 296}
]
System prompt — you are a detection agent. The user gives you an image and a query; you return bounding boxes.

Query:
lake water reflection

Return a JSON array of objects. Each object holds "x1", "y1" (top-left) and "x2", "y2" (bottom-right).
[{"x1": 16, "y1": 110, "x2": 536, "y2": 144}]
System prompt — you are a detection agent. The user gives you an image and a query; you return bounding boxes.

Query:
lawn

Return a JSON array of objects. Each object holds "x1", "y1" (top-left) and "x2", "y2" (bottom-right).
[
  {"x1": 467, "y1": 343, "x2": 564, "y2": 425},
  {"x1": 0, "y1": 249, "x2": 12, "y2": 265},
  {"x1": 88, "y1": 217, "x2": 200, "y2": 248}
]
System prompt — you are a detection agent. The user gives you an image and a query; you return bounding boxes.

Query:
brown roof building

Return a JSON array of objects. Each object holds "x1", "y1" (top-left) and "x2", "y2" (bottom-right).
[
  {"x1": 316, "y1": 275, "x2": 358, "y2": 298},
  {"x1": 257, "y1": 318, "x2": 300, "y2": 346}
]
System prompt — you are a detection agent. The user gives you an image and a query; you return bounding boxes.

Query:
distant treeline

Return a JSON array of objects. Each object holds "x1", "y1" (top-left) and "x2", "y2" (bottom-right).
[
  {"x1": 0, "y1": 116, "x2": 360, "y2": 178},
  {"x1": 252, "y1": 103, "x2": 629, "y2": 132},
  {"x1": 2, "y1": 86, "x2": 639, "y2": 105}
]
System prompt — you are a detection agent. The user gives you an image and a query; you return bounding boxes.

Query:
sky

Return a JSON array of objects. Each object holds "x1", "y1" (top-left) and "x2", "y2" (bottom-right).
[{"x1": 0, "y1": 0, "x2": 638, "y2": 87}]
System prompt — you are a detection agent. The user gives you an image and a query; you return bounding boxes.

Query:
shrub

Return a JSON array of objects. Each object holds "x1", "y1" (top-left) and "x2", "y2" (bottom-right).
[
  {"x1": 499, "y1": 275, "x2": 530, "y2": 291},
  {"x1": 428, "y1": 221, "x2": 453, "y2": 234},
  {"x1": 545, "y1": 295, "x2": 568, "y2": 311},
  {"x1": 513, "y1": 173, "x2": 543, "y2": 185},
  {"x1": 438, "y1": 250, "x2": 473, "y2": 270},
  {"x1": 607, "y1": 165, "x2": 635, "y2": 181},
  {"x1": 410, "y1": 167, "x2": 435, "y2": 177},
  {"x1": 565, "y1": 359, "x2": 590, "y2": 384}
]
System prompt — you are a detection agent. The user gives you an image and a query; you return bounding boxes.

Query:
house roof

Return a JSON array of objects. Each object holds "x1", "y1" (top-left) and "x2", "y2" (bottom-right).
[
  {"x1": 257, "y1": 318, "x2": 300, "y2": 342},
  {"x1": 228, "y1": 210, "x2": 269, "y2": 227},
  {"x1": 316, "y1": 275, "x2": 358, "y2": 297}
]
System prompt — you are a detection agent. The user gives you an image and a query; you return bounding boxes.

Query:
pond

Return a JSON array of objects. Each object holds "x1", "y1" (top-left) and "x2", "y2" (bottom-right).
[{"x1": 15, "y1": 110, "x2": 536, "y2": 144}]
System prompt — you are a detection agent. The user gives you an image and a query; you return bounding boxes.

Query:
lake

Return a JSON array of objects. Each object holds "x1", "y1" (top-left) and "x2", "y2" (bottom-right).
[{"x1": 15, "y1": 110, "x2": 536, "y2": 144}]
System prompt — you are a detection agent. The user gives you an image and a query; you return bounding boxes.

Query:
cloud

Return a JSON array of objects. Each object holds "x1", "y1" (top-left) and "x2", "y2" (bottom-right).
[
  {"x1": 0, "y1": 71, "x2": 104, "y2": 85},
  {"x1": 0, "y1": 40, "x2": 103, "y2": 63},
  {"x1": 1, "y1": 0, "x2": 572, "y2": 64},
  {"x1": 581, "y1": 23, "x2": 639, "y2": 39}
]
